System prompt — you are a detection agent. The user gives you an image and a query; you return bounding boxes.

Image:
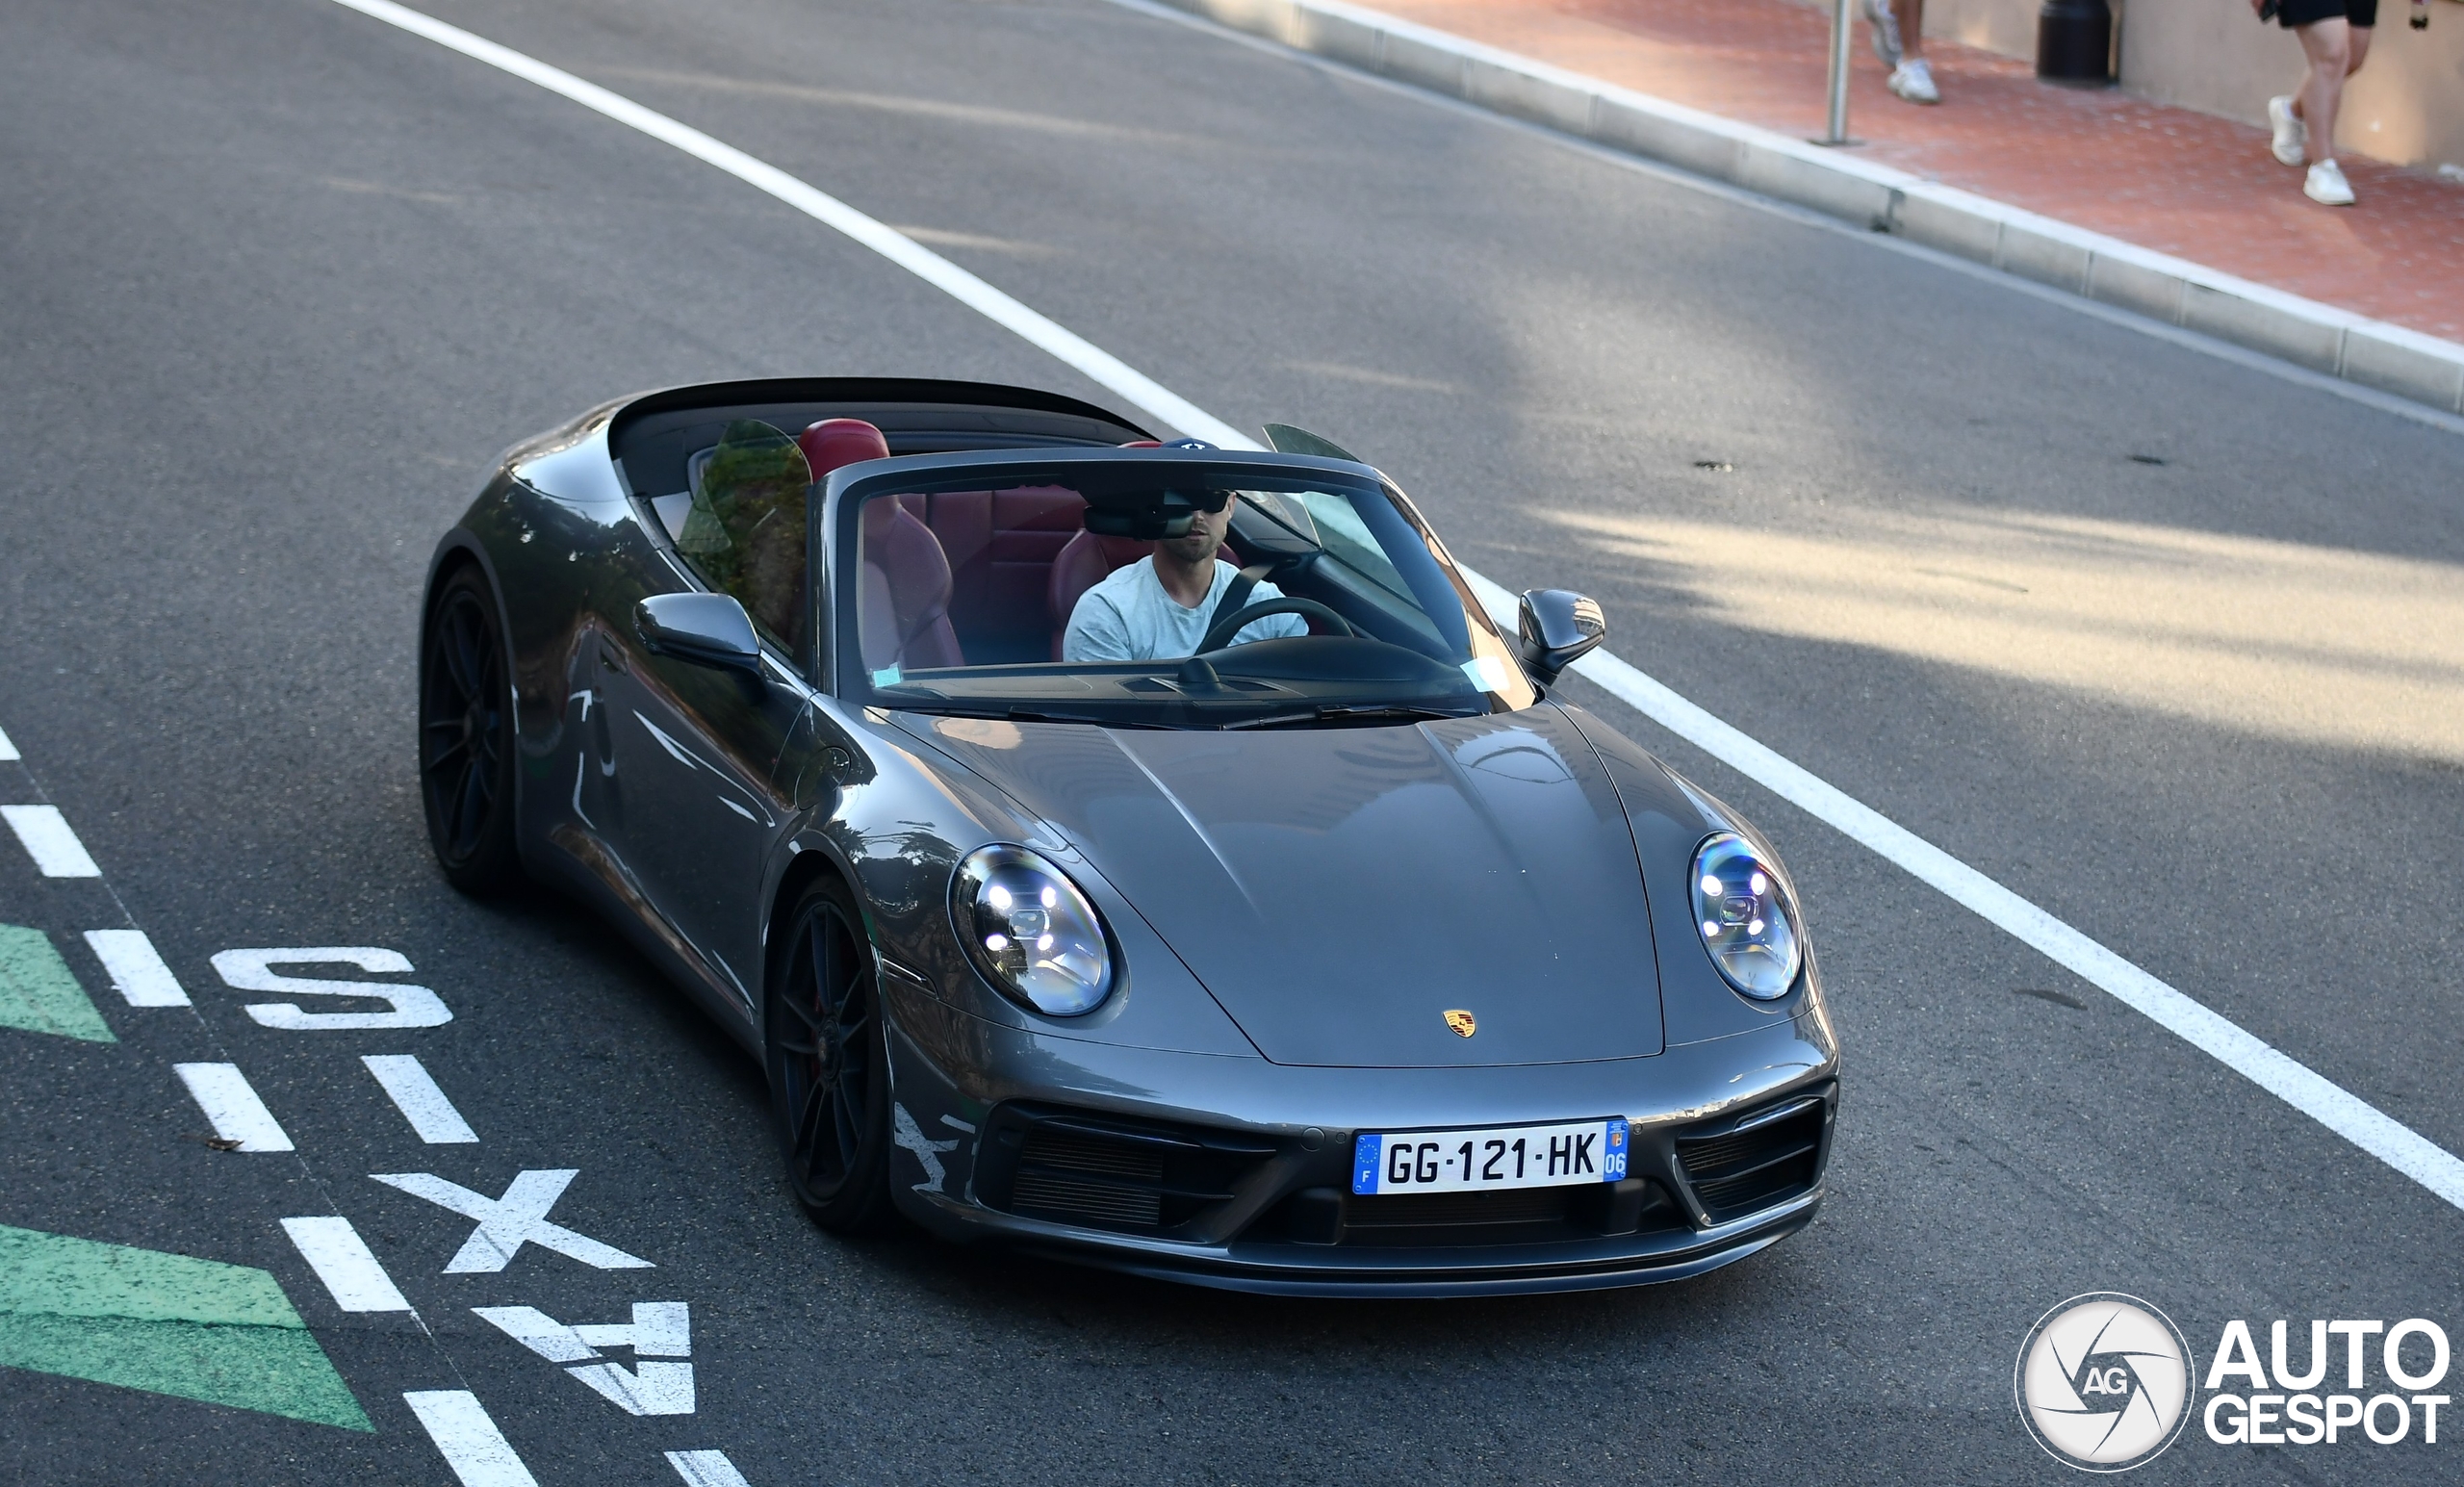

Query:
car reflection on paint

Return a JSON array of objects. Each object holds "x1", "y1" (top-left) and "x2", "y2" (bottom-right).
[{"x1": 419, "y1": 377, "x2": 1838, "y2": 1295}]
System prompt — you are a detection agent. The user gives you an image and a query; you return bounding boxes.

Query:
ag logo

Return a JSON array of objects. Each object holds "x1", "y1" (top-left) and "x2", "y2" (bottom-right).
[
  {"x1": 1443, "y1": 1009, "x2": 1476, "y2": 1038},
  {"x1": 2015, "y1": 1294, "x2": 2194, "y2": 1472}
]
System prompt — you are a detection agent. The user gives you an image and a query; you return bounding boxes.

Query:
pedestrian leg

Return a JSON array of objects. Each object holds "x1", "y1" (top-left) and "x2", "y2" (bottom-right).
[
  {"x1": 1886, "y1": 0, "x2": 1939, "y2": 102},
  {"x1": 2294, "y1": 18, "x2": 2350, "y2": 162}
]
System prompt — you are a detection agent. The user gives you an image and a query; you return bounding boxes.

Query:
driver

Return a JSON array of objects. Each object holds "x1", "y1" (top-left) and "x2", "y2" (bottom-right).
[{"x1": 1062, "y1": 490, "x2": 1310, "y2": 661}]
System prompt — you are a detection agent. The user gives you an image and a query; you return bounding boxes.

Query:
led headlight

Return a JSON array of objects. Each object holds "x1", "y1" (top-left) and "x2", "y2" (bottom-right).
[
  {"x1": 1689, "y1": 832, "x2": 1803, "y2": 999},
  {"x1": 951, "y1": 845, "x2": 1116, "y2": 1015}
]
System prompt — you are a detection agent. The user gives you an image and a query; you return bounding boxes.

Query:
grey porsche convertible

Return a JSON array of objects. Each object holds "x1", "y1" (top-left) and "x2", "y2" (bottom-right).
[{"x1": 420, "y1": 377, "x2": 1837, "y2": 1295}]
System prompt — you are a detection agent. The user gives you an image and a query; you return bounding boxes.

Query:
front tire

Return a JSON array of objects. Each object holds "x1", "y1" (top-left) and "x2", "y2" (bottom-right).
[
  {"x1": 419, "y1": 565, "x2": 522, "y2": 894},
  {"x1": 766, "y1": 875, "x2": 895, "y2": 1232}
]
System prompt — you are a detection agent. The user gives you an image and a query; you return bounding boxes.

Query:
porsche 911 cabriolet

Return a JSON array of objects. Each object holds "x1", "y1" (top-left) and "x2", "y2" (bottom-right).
[{"x1": 419, "y1": 377, "x2": 1837, "y2": 1295}]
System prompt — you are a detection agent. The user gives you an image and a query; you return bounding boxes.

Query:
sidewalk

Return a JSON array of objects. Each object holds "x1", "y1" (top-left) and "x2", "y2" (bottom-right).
[
  {"x1": 1380, "y1": 0, "x2": 2464, "y2": 343},
  {"x1": 1156, "y1": 0, "x2": 2464, "y2": 411}
]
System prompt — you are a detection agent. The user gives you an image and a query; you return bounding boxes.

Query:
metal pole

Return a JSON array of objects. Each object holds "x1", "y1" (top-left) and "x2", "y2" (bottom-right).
[{"x1": 1823, "y1": 0, "x2": 1854, "y2": 144}]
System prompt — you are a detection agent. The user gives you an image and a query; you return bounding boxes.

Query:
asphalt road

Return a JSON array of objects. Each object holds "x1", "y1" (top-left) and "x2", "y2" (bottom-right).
[{"x1": 4, "y1": 0, "x2": 2462, "y2": 1482}]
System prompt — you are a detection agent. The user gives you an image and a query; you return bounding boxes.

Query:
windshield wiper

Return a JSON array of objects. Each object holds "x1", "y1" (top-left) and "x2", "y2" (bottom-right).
[
  {"x1": 1220, "y1": 704, "x2": 1479, "y2": 731},
  {"x1": 895, "y1": 705, "x2": 1169, "y2": 730}
]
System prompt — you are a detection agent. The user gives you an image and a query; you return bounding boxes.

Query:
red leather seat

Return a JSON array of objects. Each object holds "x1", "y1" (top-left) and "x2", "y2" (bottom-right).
[
  {"x1": 859, "y1": 505, "x2": 964, "y2": 671},
  {"x1": 799, "y1": 418, "x2": 891, "y2": 481},
  {"x1": 908, "y1": 486, "x2": 1085, "y2": 662},
  {"x1": 800, "y1": 419, "x2": 964, "y2": 673}
]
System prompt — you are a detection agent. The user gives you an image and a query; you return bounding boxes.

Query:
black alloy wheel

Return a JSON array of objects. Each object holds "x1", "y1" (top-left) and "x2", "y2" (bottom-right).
[
  {"x1": 419, "y1": 565, "x2": 521, "y2": 893},
  {"x1": 766, "y1": 875, "x2": 894, "y2": 1231}
]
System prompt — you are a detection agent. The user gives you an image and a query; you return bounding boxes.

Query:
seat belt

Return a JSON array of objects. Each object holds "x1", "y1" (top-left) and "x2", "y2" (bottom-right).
[{"x1": 1207, "y1": 563, "x2": 1275, "y2": 640}]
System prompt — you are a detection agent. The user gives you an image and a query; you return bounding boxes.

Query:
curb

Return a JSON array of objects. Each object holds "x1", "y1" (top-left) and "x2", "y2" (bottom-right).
[{"x1": 1151, "y1": 0, "x2": 2464, "y2": 417}]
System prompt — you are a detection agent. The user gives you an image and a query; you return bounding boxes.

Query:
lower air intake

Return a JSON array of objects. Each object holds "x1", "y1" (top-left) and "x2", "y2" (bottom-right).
[
  {"x1": 1341, "y1": 1185, "x2": 1578, "y2": 1245},
  {"x1": 985, "y1": 1106, "x2": 1276, "y2": 1235},
  {"x1": 1675, "y1": 1099, "x2": 1827, "y2": 1222},
  {"x1": 1013, "y1": 1169, "x2": 1165, "y2": 1228}
]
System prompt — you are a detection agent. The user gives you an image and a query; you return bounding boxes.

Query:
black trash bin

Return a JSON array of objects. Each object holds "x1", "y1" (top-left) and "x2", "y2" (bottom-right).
[{"x1": 2038, "y1": 0, "x2": 2114, "y2": 84}]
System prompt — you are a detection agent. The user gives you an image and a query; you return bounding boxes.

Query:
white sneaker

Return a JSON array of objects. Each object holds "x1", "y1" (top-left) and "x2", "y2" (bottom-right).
[
  {"x1": 1887, "y1": 58, "x2": 1939, "y2": 105},
  {"x1": 2268, "y1": 95, "x2": 2307, "y2": 167},
  {"x1": 1863, "y1": 0, "x2": 1904, "y2": 67},
  {"x1": 2304, "y1": 158, "x2": 2355, "y2": 205}
]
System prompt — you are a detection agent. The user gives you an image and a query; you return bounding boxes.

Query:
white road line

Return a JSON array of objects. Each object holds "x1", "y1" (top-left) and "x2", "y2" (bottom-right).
[
  {"x1": 403, "y1": 1390, "x2": 540, "y2": 1487},
  {"x1": 1459, "y1": 574, "x2": 2464, "y2": 1210},
  {"x1": 0, "y1": 724, "x2": 17, "y2": 761},
  {"x1": 83, "y1": 929, "x2": 191, "y2": 1007},
  {"x1": 667, "y1": 1449, "x2": 754, "y2": 1487},
  {"x1": 327, "y1": 0, "x2": 2464, "y2": 1214},
  {"x1": 325, "y1": 0, "x2": 1235, "y2": 449},
  {"x1": 280, "y1": 1216, "x2": 414, "y2": 1312},
  {"x1": 172, "y1": 1062, "x2": 295, "y2": 1152},
  {"x1": 363, "y1": 1054, "x2": 479, "y2": 1143},
  {"x1": 2, "y1": 804, "x2": 101, "y2": 877}
]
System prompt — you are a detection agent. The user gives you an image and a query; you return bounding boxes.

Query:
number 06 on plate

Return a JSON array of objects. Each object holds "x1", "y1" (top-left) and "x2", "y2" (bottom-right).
[{"x1": 1352, "y1": 1118, "x2": 1630, "y2": 1195}]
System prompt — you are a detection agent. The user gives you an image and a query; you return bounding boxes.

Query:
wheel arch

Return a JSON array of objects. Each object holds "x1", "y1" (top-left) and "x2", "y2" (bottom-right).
[
  {"x1": 762, "y1": 843, "x2": 869, "y2": 1027},
  {"x1": 421, "y1": 530, "x2": 522, "y2": 805}
]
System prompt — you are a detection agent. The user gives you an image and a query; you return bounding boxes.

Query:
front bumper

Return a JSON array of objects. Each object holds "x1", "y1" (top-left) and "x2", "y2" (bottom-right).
[
  {"x1": 879, "y1": 973, "x2": 1839, "y2": 1297},
  {"x1": 998, "y1": 1189, "x2": 1820, "y2": 1298}
]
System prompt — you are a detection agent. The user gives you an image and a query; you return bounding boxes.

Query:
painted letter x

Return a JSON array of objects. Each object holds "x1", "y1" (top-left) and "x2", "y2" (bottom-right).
[{"x1": 371, "y1": 1168, "x2": 653, "y2": 1272}]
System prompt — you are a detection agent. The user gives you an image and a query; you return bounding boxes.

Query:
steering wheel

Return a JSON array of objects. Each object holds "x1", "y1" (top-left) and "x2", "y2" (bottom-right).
[{"x1": 1197, "y1": 597, "x2": 1359, "y2": 654}]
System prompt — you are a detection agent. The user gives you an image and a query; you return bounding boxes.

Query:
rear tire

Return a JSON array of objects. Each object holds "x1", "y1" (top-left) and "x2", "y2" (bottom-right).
[
  {"x1": 766, "y1": 874, "x2": 895, "y2": 1232},
  {"x1": 419, "y1": 564, "x2": 522, "y2": 894}
]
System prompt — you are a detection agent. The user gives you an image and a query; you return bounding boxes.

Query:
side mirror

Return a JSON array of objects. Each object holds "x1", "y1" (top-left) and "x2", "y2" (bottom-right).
[
  {"x1": 637, "y1": 593, "x2": 762, "y2": 673},
  {"x1": 1517, "y1": 590, "x2": 1605, "y2": 683}
]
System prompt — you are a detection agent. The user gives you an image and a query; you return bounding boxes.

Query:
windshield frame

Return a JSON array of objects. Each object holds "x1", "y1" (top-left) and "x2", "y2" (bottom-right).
[{"x1": 821, "y1": 448, "x2": 1536, "y2": 725}]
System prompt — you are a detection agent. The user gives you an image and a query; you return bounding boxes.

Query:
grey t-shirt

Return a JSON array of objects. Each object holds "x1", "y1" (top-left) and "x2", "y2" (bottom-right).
[{"x1": 1062, "y1": 556, "x2": 1309, "y2": 661}]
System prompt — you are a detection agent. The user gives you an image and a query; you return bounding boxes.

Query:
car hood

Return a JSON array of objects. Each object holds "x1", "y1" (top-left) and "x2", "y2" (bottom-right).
[{"x1": 898, "y1": 705, "x2": 1663, "y2": 1066}]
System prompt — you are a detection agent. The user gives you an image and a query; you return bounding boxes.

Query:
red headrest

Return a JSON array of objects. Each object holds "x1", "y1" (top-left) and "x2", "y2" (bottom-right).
[{"x1": 800, "y1": 418, "x2": 891, "y2": 478}]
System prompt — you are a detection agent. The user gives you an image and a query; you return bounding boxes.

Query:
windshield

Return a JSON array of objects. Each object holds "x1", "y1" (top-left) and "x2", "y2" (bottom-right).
[{"x1": 837, "y1": 463, "x2": 1537, "y2": 727}]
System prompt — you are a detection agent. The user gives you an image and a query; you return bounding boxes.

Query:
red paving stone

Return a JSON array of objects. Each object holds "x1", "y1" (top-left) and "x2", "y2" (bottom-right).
[{"x1": 1370, "y1": 0, "x2": 2464, "y2": 341}]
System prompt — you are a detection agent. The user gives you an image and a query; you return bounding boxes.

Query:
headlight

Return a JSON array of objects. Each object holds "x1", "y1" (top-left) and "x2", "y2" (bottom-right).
[
  {"x1": 951, "y1": 845, "x2": 1116, "y2": 1015},
  {"x1": 1689, "y1": 833, "x2": 1803, "y2": 999}
]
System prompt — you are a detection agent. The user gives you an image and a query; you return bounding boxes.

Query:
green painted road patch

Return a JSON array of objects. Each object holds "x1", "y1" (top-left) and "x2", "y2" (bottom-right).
[
  {"x1": 0, "y1": 1224, "x2": 372, "y2": 1429},
  {"x1": 0, "y1": 924, "x2": 115, "y2": 1042}
]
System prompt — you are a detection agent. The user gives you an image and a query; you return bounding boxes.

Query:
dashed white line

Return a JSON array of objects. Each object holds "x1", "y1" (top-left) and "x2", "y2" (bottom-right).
[
  {"x1": 403, "y1": 1390, "x2": 540, "y2": 1487},
  {"x1": 3, "y1": 805, "x2": 101, "y2": 877},
  {"x1": 328, "y1": 0, "x2": 2464, "y2": 1213},
  {"x1": 0, "y1": 724, "x2": 17, "y2": 761},
  {"x1": 666, "y1": 1449, "x2": 754, "y2": 1487},
  {"x1": 172, "y1": 1062, "x2": 295, "y2": 1152},
  {"x1": 281, "y1": 1216, "x2": 414, "y2": 1312},
  {"x1": 363, "y1": 1054, "x2": 479, "y2": 1143},
  {"x1": 83, "y1": 929, "x2": 190, "y2": 1007}
]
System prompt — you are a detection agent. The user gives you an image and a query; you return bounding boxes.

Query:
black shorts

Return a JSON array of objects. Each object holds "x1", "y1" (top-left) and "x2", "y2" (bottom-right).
[{"x1": 2279, "y1": 0, "x2": 2374, "y2": 28}]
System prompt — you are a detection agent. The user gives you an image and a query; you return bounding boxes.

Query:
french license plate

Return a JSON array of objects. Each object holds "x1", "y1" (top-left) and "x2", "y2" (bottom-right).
[{"x1": 1351, "y1": 1118, "x2": 1630, "y2": 1195}]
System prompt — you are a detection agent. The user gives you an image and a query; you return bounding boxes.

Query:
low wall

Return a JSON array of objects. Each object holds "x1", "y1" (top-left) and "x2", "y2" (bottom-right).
[{"x1": 1922, "y1": 0, "x2": 2464, "y2": 171}]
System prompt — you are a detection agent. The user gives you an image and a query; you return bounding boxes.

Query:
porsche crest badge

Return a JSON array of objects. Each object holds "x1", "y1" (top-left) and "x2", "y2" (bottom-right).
[{"x1": 1444, "y1": 1009, "x2": 1476, "y2": 1038}]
